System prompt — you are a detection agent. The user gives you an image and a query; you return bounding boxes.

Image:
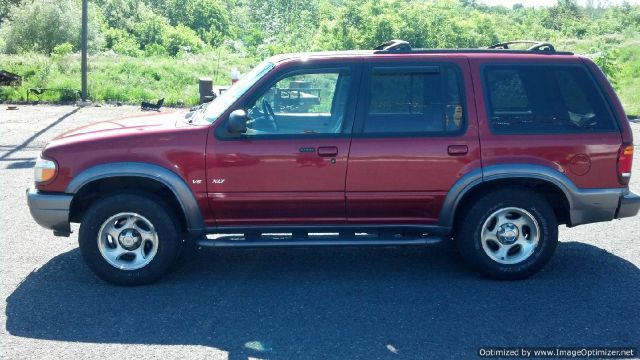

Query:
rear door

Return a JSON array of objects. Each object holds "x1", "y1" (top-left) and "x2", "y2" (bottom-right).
[{"x1": 345, "y1": 56, "x2": 481, "y2": 224}]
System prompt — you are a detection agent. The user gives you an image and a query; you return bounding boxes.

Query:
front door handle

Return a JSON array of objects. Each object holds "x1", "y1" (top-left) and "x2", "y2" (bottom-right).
[
  {"x1": 317, "y1": 146, "x2": 338, "y2": 157},
  {"x1": 447, "y1": 145, "x2": 468, "y2": 156}
]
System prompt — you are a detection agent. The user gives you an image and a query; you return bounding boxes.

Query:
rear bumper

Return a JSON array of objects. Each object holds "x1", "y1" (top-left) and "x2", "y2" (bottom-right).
[
  {"x1": 568, "y1": 186, "x2": 640, "y2": 226},
  {"x1": 616, "y1": 190, "x2": 640, "y2": 219},
  {"x1": 26, "y1": 188, "x2": 73, "y2": 236}
]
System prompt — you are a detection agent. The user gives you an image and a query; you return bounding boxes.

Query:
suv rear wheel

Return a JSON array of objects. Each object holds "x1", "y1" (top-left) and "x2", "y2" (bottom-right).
[
  {"x1": 455, "y1": 188, "x2": 558, "y2": 280},
  {"x1": 78, "y1": 192, "x2": 181, "y2": 285}
]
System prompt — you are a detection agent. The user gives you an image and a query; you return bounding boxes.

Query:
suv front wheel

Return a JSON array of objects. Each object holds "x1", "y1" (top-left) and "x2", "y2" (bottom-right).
[
  {"x1": 78, "y1": 191, "x2": 181, "y2": 285},
  {"x1": 455, "y1": 188, "x2": 558, "y2": 280}
]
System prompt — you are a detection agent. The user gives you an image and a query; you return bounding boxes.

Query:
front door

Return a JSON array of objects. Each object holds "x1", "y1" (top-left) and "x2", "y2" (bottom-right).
[
  {"x1": 206, "y1": 62, "x2": 360, "y2": 226},
  {"x1": 346, "y1": 57, "x2": 481, "y2": 225}
]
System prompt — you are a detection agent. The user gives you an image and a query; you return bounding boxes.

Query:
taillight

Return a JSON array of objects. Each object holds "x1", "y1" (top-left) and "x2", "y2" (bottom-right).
[{"x1": 617, "y1": 144, "x2": 634, "y2": 185}]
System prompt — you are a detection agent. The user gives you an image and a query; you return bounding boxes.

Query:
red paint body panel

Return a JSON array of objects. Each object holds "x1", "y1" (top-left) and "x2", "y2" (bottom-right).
[
  {"x1": 468, "y1": 56, "x2": 625, "y2": 188},
  {"x1": 38, "y1": 111, "x2": 213, "y2": 220},
  {"x1": 35, "y1": 51, "x2": 631, "y2": 229},
  {"x1": 345, "y1": 56, "x2": 481, "y2": 224},
  {"x1": 205, "y1": 138, "x2": 351, "y2": 225}
]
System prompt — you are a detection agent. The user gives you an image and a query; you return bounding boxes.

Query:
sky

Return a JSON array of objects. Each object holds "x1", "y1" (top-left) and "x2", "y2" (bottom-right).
[{"x1": 477, "y1": 0, "x2": 640, "y2": 7}]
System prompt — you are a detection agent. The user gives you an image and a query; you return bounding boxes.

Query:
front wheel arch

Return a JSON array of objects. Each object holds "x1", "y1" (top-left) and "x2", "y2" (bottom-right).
[{"x1": 66, "y1": 162, "x2": 205, "y2": 235}]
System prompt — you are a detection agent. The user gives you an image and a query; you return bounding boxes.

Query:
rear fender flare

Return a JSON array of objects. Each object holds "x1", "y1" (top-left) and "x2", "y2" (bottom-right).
[{"x1": 439, "y1": 164, "x2": 579, "y2": 229}]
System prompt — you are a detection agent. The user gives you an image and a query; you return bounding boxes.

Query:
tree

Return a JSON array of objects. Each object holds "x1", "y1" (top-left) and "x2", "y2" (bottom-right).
[
  {"x1": 0, "y1": 0, "x2": 21, "y2": 24},
  {"x1": 151, "y1": 0, "x2": 230, "y2": 46},
  {"x1": 94, "y1": 0, "x2": 139, "y2": 30},
  {"x1": 0, "y1": 0, "x2": 102, "y2": 54},
  {"x1": 134, "y1": 7, "x2": 171, "y2": 49}
]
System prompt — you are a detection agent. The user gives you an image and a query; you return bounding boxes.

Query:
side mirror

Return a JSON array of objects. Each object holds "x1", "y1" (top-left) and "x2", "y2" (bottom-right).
[{"x1": 227, "y1": 109, "x2": 247, "y2": 134}]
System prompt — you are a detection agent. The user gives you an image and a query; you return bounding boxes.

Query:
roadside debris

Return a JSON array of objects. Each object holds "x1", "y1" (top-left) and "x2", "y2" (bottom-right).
[
  {"x1": 141, "y1": 98, "x2": 164, "y2": 111},
  {"x1": 199, "y1": 77, "x2": 216, "y2": 104},
  {"x1": 27, "y1": 88, "x2": 81, "y2": 102},
  {"x1": 0, "y1": 70, "x2": 21, "y2": 87}
]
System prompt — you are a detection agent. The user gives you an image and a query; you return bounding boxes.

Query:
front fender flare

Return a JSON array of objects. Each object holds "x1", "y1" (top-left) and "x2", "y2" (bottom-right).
[{"x1": 66, "y1": 162, "x2": 205, "y2": 235}]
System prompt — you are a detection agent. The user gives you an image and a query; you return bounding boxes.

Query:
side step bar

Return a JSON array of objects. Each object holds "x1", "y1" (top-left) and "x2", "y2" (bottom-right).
[{"x1": 196, "y1": 236, "x2": 443, "y2": 248}]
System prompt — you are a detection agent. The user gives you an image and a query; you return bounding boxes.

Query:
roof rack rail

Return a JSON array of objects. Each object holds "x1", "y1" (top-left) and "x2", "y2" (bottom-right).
[
  {"x1": 374, "y1": 39, "x2": 412, "y2": 52},
  {"x1": 372, "y1": 39, "x2": 571, "y2": 55},
  {"x1": 488, "y1": 40, "x2": 556, "y2": 52}
]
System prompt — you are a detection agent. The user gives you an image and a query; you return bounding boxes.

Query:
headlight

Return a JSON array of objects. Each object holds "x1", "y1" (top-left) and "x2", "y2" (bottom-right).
[{"x1": 34, "y1": 156, "x2": 57, "y2": 183}]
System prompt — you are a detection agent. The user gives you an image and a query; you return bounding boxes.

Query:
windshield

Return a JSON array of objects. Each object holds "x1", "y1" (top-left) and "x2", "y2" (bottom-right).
[{"x1": 204, "y1": 61, "x2": 275, "y2": 122}]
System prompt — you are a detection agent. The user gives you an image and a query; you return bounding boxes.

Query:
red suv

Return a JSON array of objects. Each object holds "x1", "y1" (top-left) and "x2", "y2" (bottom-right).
[{"x1": 27, "y1": 40, "x2": 640, "y2": 285}]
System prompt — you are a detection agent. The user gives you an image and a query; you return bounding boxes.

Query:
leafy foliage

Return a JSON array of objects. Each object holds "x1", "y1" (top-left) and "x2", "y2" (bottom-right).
[
  {"x1": 1, "y1": 0, "x2": 639, "y2": 113},
  {"x1": 2, "y1": 0, "x2": 82, "y2": 54},
  {"x1": 51, "y1": 43, "x2": 74, "y2": 57},
  {"x1": 162, "y1": 24, "x2": 204, "y2": 56}
]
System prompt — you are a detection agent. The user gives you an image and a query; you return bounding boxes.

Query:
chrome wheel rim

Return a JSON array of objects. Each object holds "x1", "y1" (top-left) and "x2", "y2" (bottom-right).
[
  {"x1": 480, "y1": 207, "x2": 540, "y2": 265},
  {"x1": 97, "y1": 212, "x2": 158, "y2": 270}
]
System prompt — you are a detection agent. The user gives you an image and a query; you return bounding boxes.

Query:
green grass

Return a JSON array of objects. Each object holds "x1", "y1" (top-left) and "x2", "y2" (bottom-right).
[
  {"x1": 558, "y1": 37, "x2": 640, "y2": 115},
  {"x1": 615, "y1": 40, "x2": 640, "y2": 115},
  {"x1": 1, "y1": 44, "x2": 639, "y2": 114},
  {"x1": 0, "y1": 51, "x2": 258, "y2": 106}
]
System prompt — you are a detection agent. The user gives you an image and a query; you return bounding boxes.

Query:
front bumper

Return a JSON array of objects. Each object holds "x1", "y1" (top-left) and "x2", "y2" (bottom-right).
[
  {"x1": 617, "y1": 190, "x2": 640, "y2": 219},
  {"x1": 26, "y1": 188, "x2": 73, "y2": 236}
]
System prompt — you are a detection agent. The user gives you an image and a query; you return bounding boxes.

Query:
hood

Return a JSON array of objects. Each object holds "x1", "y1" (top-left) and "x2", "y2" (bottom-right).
[{"x1": 53, "y1": 110, "x2": 188, "y2": 140}]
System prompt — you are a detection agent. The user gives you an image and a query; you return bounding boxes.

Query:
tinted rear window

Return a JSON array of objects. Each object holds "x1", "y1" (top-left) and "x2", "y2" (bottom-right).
[{"x1": 484, "y1": 65, "x2": 616, "y2": 134}]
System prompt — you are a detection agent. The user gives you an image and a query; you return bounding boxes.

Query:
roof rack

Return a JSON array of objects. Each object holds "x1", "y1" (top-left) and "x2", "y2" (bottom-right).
[
  {"x1": 373, "y1": 39, "x2": 571, "y2": 55},
  {"x1": 487, "y1": 40, "x2": 555, "y2": 52},
  {"x1": 373, "y1": 39, "x2": 412, "y2": 52}
]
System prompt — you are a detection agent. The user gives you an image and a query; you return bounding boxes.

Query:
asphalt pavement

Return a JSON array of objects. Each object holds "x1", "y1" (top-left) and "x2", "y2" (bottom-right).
[{"x1": 1, "y1": 105, "x2": 639, "y2": 359}]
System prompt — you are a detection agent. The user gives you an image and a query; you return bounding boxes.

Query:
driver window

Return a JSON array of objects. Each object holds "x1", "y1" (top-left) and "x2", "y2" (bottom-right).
[{"x1": 245, "y1": 70, "x2": 350, "y2": 135}]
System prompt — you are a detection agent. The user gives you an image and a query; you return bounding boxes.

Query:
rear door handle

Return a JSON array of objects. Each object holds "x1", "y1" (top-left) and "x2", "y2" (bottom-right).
[
  {"x1": 317, "y1": 146, "x2": 338, "y2": 157},
  {"x1": 447, "y1": 145, "x2": 468, "y2": 156}
]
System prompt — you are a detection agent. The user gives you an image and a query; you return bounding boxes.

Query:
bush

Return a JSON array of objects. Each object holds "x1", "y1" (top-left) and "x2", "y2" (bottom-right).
[
  {"x1": 105, "y1": 28, "x2": 142, "y2": 56},
  {"x1": 162, "y1": 24, "x2": 204, "y2": 56},
  {"x1": 144, "y1": 43, "x2": 168, "y2": 57},
  {"x1": 590, "y1": 47, "x2": 621, "y2": 86},
  {"x1": 52, "y1": 43, "x2": 74, "y2": 57}
]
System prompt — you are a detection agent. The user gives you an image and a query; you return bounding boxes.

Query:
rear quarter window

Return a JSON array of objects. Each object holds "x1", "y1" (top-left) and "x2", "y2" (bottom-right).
[{"x1": 483, "y1": 64, "x2": 617, "y2": 134}]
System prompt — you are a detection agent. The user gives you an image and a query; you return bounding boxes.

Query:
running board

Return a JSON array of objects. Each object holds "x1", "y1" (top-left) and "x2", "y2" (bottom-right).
[{"x1": 196, "y1": 236, "x2": 443, "y2": 248}]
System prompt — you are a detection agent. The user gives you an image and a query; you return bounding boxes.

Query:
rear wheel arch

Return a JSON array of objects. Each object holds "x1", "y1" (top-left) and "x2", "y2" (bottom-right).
[
  {"x1": 67, "y1": 162, "x2": 205, "y2": 236},
  {"x1": 452, "y1": 178, "x2": 571, "y2": 228},
  {"x1": 441, "y1": 165, "x2": 576, "y2": 230}
]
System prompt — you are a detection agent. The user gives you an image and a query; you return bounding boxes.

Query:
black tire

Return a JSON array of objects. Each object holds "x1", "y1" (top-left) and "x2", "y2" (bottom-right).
[
  {"x1": 78, "y1": 191, "x2": 181, "y2": 285},
  {"x1": 454, "y1": 188, "x2": 558, "y2": 280}
]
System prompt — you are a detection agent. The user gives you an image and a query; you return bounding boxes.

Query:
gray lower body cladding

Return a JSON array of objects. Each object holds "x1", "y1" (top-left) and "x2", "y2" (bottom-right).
[
  {"x1": 26, "y1": 186, "x2": 640, "y2": 237},
  {"x1": 26, "y1": 188, "x2": 73, "y2": 236}
]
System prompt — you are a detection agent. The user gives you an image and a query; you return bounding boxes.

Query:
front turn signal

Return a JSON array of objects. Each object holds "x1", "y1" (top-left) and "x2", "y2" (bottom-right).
[{"x1": 34, "y1": 156, "x2": 58, "y2": 183}]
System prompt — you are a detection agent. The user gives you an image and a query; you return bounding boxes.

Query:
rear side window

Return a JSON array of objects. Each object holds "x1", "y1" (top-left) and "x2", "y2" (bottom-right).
[
  {"x1": 363, "y1": 65, "x2": 465, "y2": 134},
  {"x1": 484, "y1": 65, "x2": 616, "y2": 133}
]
